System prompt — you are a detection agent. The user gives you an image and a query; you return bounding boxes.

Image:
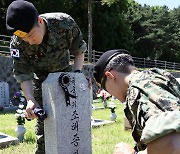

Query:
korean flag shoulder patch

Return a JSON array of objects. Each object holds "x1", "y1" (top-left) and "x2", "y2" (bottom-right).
[{"x1": 10, "y1": 48, "x2": 20, "y2": 57}]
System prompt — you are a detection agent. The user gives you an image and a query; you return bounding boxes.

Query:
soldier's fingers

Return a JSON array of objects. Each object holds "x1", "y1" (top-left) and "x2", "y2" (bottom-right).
[
  {"x1": 25, "y1": 109, "x2": 37, "y2": 120},
  {"x1": 25, "y1": 110, "x2": 33, "y2": 119},
  {"x1": 31, "y1": 110, "x2": 38, "y2": 119}
]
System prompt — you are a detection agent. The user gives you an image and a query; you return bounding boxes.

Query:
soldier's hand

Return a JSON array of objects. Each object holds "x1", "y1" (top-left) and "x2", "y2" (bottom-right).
[{"x1": 25, "y1": 100, "x2": 39, "y2": 120}]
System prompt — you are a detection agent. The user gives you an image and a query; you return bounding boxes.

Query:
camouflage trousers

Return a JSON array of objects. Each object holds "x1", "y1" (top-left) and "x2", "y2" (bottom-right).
[
  {"x1": 33, "y1": 66, "x2": 72, "y2": 154},
  {"x1": 34, "y1": 75, "x2": 46, "y2": 154}
]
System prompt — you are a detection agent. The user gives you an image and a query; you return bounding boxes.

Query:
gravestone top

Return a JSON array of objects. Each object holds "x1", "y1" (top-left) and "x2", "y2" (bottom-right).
[
  {"x1": 42, "y1": 72, "x2": 92, "y2": 154},
  {"x1": 0, "y1": 82, "x2": 9, "y2": 107}
]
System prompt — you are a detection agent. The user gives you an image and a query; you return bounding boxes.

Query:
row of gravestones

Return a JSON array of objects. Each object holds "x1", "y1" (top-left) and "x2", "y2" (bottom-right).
[{"x1": 1, "y1": 72, "x2": 179, "y2": 152}]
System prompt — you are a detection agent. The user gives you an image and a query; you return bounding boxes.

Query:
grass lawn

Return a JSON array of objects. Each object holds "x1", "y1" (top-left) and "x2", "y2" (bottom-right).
[{"x1": 0, "y1": 100, "x2": 134, "y2": 154}]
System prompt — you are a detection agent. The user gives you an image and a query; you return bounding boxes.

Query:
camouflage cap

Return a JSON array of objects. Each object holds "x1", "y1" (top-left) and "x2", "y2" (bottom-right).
[
  {"x1": 93, "y1": 49, "x2": 129, "y2": 84},
  {"x1": 6, "y1": 0, "x2": 39, "y2": 37}
]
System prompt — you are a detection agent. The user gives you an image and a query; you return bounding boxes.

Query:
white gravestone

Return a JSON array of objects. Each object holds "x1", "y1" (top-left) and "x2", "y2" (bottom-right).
[
  {"x1": 42, "y1": 72, "x2": 92, "y2": 154},
  {"x1": 0, "y1": 82, "x2": 9, "y2": 107}
]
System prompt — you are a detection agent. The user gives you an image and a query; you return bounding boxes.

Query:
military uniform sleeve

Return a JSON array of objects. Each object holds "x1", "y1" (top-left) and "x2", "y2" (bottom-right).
[
  {"x1": 10, "y1": 37, "x2": 34, "y2": 83},
  {"x1": 126, "y1": 69, "x2": 180, "y2": 152},
  {"x1": 66, "y1": 16, "x2": 87, "y2": 56}
]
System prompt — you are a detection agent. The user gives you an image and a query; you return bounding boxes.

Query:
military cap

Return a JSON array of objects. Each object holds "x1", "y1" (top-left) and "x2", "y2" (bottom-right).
[
  {"x1": 6, "y1": 0, "x2": 39, "y2": 37},
  {"x1": 93, "y1": 49, "x2": 129, "y2": 84}
]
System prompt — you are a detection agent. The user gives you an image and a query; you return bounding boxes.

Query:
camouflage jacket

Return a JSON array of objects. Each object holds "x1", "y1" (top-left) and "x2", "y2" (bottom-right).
[
  {"x1": 124, "y1": 68, "x2": 180, "y2": 151},
  {"x1": 10, "y1": 13, "x2": 87, "y2": 83}
]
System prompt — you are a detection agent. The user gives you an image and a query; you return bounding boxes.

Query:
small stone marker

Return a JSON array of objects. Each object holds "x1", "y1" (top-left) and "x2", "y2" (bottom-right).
[
  {"x1": 91, "y1": 118, "x2": 114, "y2": 128},
  {"x1": 0, "y1": 82, "x2": 9, "y2": 107},
  {"x1": 42, "y1": 72, "x2": 92, "y2": 154},
  {"x1": 0, "y1": 132, "x2": 18, "y2": 148}
]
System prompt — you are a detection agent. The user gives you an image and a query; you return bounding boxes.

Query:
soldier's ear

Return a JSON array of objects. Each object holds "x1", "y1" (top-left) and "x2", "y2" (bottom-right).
[
  {"x1": 105, "y1": 71, "x2": 114, "y2": 80},
  {"x1": 38, "y1": 17, "x2": 43, "y2": 24}
]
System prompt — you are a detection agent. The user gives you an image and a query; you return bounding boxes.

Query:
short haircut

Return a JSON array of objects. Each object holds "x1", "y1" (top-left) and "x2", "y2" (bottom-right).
[
  {"x1": 105, "y1": 53, "x2": 134, "y2": 74},
  {"x1": 32, "y1": 18, "x2": 39, "y2": 28}
]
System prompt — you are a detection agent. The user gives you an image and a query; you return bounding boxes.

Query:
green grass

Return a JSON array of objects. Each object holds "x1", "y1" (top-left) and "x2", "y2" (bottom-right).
[
  {"x1": 0, "y1": 110, "x2": 36, "y2": 154},
  {"x1": 0, "y1": 101, "x2": 133, "y2": 154}
]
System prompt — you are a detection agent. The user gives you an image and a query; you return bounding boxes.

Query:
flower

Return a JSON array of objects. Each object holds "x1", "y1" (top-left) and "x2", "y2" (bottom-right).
[
  {"x1": 14, "y1": 91, "x2": 21, "y2": 98},
  {"x1": 97, "y1": 89, "x2": 111, "y2": 101},
  {"x1": 15, "y1": 104, "x2": 26, "y2": 125},
  {"x1": 14, "y1": 91, "x2": 27, "y2": 125}
]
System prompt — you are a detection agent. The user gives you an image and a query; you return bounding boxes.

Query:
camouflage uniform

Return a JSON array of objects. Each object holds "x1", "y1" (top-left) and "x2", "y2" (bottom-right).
[
  {"x1": 10, "y1": 13, "x2": 87, "y2": 154},
  {"x1": 124, "y1": 68, "x2": 180, "y2": 152}
]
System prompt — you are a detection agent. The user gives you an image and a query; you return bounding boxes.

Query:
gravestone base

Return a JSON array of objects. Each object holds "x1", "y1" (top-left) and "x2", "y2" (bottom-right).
[{"x1": 0, "y1": 132, "x2": 18, "y2": 149}]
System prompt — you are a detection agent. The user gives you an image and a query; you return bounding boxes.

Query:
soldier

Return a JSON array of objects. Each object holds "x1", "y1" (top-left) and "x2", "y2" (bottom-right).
[
  {"x1": 94, "y1": 49, "x2": 180, "y2": 154},
  {"x1": 6, "y1": 1, "x2": 87, "y2": 153}
]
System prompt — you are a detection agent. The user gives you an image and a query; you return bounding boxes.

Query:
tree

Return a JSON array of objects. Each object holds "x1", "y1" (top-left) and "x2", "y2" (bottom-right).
[
  {"x1": 92, "y1": 0, "x2": 134, "y2": 52},
  {"x1": 126, "y1": 1, "x2": 180, "y2": 62},
  {"x1": 0, "y1": 0, "x2": 13, "y2": 35}
]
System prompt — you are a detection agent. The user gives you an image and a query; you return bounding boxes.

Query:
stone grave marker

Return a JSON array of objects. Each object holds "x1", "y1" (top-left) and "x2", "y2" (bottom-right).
[
  {"x1": 42, "y1": 72, "x2": 92, "y2": 154},
  {"x1": 0, "y1": 82, "x2": 9, "y2": 107},
  {"x1": 91, "y1": 117, "x2": 114, "y2": 128},
  {"x1": 0, "y1": 132, "x2": 18, "y2": 148}
]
